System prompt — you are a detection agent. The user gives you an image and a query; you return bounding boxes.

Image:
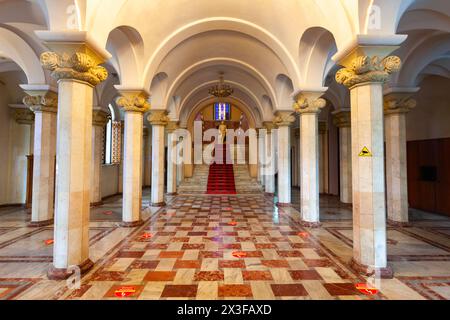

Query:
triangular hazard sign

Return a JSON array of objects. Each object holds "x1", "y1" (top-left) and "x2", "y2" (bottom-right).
[{"x1": 359, "y1": 146, "x2": 372, "y2": 157}]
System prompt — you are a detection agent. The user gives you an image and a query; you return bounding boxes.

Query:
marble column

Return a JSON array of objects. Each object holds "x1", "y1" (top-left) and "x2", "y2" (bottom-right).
[
  {"x1": 118, "y1": 120, "x2": 124, "y2": 193},
  {"x1": 336, "y1": 52, "x2": 402, "y2": 278},
  {"x1": 22, "y1": 89, "x2": 57, "y2": 226},
  {"x1": 384, "y1": 89, "x2": 418, "y2": 226},
  {"x1": 258, "y1": 129, "x2": 266, "y2": 187},
  {"x1": 166, "y1": 121, "x2": 179, "y2": 195},
  {"x1": 294, "y1": 92, "x2": 326, "y2": 227},
  {"x1": 149, "y1": 110, "x2": 169, "y2": 206},
  {"x1": 116, "y1": 91, "x2": 150, "y2": 227},
  {"x1": 318, "y1": 121, "x2": 329, "y2": 194},
  {"x1": 40, "y1": 47, "x2": 108, "y2": 279},
  {"x1": 263, "y1": 122, "x2": 275, "y2": 195},
  {"x1": 274, "y1": 111, "x2": 295, "y2": 206},
  {"x1": 248, "y1": 128, "x2": 258, "y2": 178},
  {"x1": 176, "y1": 136, "x2": 184, "y2": 186},
  {"x1": 333, "y1": 110, "x2": 352, "y2": 204},
  {"x1": 143, "y1": 128, "x2": 152, "y2": 188},
  {"x1": 90, "y1": 109, "x2": 109, "y2": 207}
]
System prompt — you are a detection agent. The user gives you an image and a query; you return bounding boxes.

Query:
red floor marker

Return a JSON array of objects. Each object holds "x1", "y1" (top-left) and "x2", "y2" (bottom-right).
[
  {"x1": 114, "y1": 286, "x2": 136, "y2": 297},
  {"x1": 141, "y1": 232, "x2": 153, "y2": 239},
  {"x1": 103, "y1": 211, "x2": 113, "y2": 215},
  {"x1": 44, "y1": 239, "x2": 54, "y2": 245},
  {"x1": 355, "y1": 283, "x2": 379, "y2": 295},
  {"x1": 228, "y1": 221, "x2": 238, "y2": 226},
  {"x1": 298, "y1": 232, "x2": 309, "y2": 238},
  {"x1": 232, "y1": 251, "x2": 247, "y2": 258}
]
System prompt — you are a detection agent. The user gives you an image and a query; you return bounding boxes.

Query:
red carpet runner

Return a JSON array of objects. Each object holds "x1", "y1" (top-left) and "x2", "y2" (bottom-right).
[{"x1": 206, "y1": 144, "x2": 237, "y2": 194}]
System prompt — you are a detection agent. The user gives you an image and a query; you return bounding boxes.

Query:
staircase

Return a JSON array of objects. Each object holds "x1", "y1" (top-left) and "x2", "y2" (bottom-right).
[{"x1": 206, "y1": 144, "x2": 236, "y2": 194}]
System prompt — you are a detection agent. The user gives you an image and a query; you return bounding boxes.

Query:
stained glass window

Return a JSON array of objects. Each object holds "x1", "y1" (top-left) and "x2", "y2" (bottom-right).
[{"x1": 214, "y1": 102, "x2": 231, "y2": 121}]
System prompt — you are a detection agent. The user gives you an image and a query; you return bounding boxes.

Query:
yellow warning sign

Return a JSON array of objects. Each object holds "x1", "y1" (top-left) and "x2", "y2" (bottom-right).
[{"x1": 359, "y1": 146, "x2": 373, "y2": 157}]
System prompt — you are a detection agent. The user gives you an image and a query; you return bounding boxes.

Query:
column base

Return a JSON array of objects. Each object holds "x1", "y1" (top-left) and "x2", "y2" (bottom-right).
[
  {"x1": 151, "y1": 202, "x2": 166, "y2": 207},
  {"x1": 166, "y1": 192, "x2": 178, "y2": 196},
  {"x1": 387, "y1": 219, "x2": 411, "y2": 228},
  {"x1": 47, "y1": 258, "x2": 94, "y2": 280},
  {"x1": 90, "y1": 201, "x2": 104, "y2": 207},
  {"x1": 276, "y1": 202, "x2": 291, "y2": 208},
  {"x1": 349, "y1": 258, "x2": 394, "y2": 279},
  {"x1": 28, "y1": 219, "x2": 54, "y2": 227},
  {"x1": 300, "y1": 220, "x2": 322, "y2": 228},
  {"x1": 264, "y1": 192, "x2": 275, "y2": 197},
  {"x1": 120, "y1": 220, "x2": 144, "y2": 228}
]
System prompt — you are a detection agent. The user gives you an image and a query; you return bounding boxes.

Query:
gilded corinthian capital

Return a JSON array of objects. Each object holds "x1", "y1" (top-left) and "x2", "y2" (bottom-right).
[
  {"x1": 40, "y1": 52, "x2": 108, "y2": 86},
  {"x1": 384, "y1": 92, "x2": 417, "y2": 115},
  {"x1": 293, "y1": 94, "x2": 326, "y2": 114},
  {"x1": 116, "y1": 92, "x2": 151, "y2": 113},
  {"x1": 148, "y1": 110, "x2": 169, "y2": 126},
  {"x1": 23, "y1": 91, "x2": 58, "y2": 113},
  {"x1": 335, "y1": 55, "x2": 402, "y2": 88},
  {"x1": 273, "y1": 111, "x2": 296, "y2": 127}
]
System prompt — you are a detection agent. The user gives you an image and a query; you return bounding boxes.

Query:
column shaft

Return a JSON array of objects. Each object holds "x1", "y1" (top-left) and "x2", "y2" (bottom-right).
[
  {"x1": 151, "y1": 124, "x2": 166, "y2": 206},
  {"x1": 90, "y1": 123, "x2": 104, "y2": 206},
  {"x1": 299, "y1": 113, "x2": 320, "y2": 224},
  {"x1": 52, "y1": 79, "x2": 94, "y2": 276},
  {"x1": 339, "y1": 126, "x2": 352, "y2": 203},
  {"x1": 122, "y1": 111, "x2": 144, "y2": 226},
  {"x1": 385, "y1": 112, "x2": 409, "y2": 224},
  {"x1": 31, "y1": 111, "x2": 57, "y2": 225},
  {"x1": 258, "y1": 130, "x2": 265, "y2": 186},
  {"x1": 350, "y1": 83, "x2": 388, "y2": 273},
  {"x1": 264, "y1": 130, "x2": 275, "y2": 194},
  {"x1": 167, "y1": 130, "x2": 178, "y2": 195}
]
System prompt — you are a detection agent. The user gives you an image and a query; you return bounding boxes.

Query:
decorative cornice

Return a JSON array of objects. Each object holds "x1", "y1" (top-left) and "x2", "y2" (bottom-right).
[
  {"x1": 335, "y1": 55, "x2": 401, "y2": 88},
  {"x1": 23, "y1": 91, "x2": 58, "y2": 113},
  {"x1": 293, "y1": 94, "x2": 326, "y2": 114},
  {"x1": 40, "y1": 51, "x2": 108, "y2": 86},
  {"x1": 12, "y1": 108, "x2": 35, "y2": 125},
  {"x1": 384, "y1": 93, "x2": 416, "y2": 115},
  {"x1": 273, "y1": 111, "x2": 296, "y2": 127},
  {"x1": 92, "y1": 110, "x2": 110, "y2": 127},
  {"x1": 148, "y1": 110, "x2": 169, "y2": 126},
  {"x1": 116, "y1": 92, "x2": 150, "y2": 113},
  {"x1": 166, "y1": 121, "x2": 179, "y2": 133},
  {"x1": 333, "y1": 110, "x2": 351, "y2": 128}
]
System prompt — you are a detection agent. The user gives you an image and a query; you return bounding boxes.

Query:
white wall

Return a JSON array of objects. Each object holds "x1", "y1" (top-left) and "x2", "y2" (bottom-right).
[{"x1": 407, "y1": 76, "x2": 450, "y2": 141}]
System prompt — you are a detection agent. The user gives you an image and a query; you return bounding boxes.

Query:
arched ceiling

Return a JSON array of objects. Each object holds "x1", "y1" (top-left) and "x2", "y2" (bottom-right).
[{"x1": 0, "y1": 0, "x2": 448, "y2": 124}]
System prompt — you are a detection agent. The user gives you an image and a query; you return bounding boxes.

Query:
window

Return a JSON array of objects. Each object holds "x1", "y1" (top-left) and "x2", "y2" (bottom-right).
[
  {"x1": 104, "y1": 104, "x2": 120, "y2": 165},
  {"x1": 214, "y1": 102, "x2": 231, "y2": 121}
]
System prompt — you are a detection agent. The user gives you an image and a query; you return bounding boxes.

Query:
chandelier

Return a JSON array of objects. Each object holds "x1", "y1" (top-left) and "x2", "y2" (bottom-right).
[{"x1": 209, "y1": 72, "x2": 233, "y2": 98}]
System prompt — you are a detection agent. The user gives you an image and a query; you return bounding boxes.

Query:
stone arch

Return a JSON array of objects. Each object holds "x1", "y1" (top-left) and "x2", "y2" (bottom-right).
[
  {"x1": 150, "y1": 72, "x2": 169, "y2": 110},
  {"x1": 298, "y1": 27, "x2": 337, "y2": 87},
  {"x1": 275, "y1": 74, "x2": 294, "y2": 110}
]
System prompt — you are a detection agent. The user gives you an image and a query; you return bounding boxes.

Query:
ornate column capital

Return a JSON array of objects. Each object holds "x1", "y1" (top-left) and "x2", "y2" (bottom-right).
[
  {"x1": 263, "y1": 121, "x2": 275, "y2": 134},
  {"x1": 166, "y1": 121, "x2": 179, "y2": 133},
  {"x1": 11, "y1": 107, "x2": 35, "y2": 125},
  {"x1": 384, "y1": 91, "x2": 417, "y2": 115},
  {"x1": 273, "y1": 111, "x2": 296, "y2": 127},
  {"x1": 92, "y1": 109, "x2": 110, "y2": 127},
  {"x1": 293, "y1": 93, "x2": 326, "y2": 114},
  {"x1": 335, "y1": 55, "x2": 402, "y2": 88},
  {"x1": 40, "y1": 51, "x2": 108, "y2": 86},
  {"x1": 148, "y1": 110, "x2": 169, "y2": 126},
  {"x1": 116, "y1": 91, "x2": 151, "y2": 113},
  {"x1": 333, "y1": 110, "x2": 351, "y2": 128},
  {"x1": 23, "y1": 91, "x2": 58, "y2": 113}
]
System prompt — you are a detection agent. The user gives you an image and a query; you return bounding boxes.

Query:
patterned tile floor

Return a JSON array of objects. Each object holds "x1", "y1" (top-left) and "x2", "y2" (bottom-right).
[{"x1": 0, "y1": 189, "x2": 449, "y2": 300}]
